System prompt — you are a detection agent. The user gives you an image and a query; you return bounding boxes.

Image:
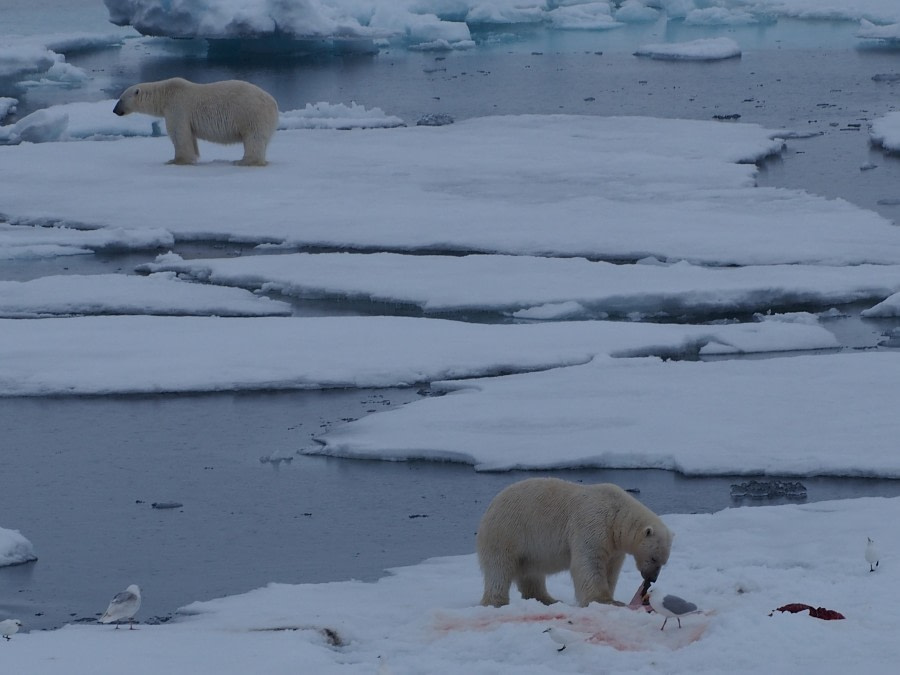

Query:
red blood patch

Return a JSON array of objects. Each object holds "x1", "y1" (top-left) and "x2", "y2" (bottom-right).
[{"x1": 773, "y1": 604, "x2": 845, "y2": 620}]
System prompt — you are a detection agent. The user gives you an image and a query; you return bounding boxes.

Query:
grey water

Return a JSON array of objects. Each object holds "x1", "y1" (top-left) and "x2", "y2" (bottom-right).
[{"x1": 4, "y1": 12, "x2": 900, "y2": 632}]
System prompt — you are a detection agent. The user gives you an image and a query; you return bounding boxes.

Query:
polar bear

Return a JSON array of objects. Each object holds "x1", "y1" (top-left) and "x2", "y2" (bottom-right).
[
  {"x1": 113, "y1": 78, "x2": 278, "y2": 166},
  {"x1": 477, "y1": 478, "x2": 673, "y2": 607}
]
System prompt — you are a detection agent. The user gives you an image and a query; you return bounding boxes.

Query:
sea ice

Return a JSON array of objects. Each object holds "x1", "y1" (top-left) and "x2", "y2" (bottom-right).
[
  {"x1": 0, "y1": 526, "x2": 37, "y2": 567},
  {"x1": 870, "y1": 111, "x2": 900, "y2": 153},
  {"x1": 313, "y1": 351, "x2": 900, "y2": 476},
  {"x1": 0, "y1": 315, "x2": 836, "y2": 396},
  {"x1": 139, "y1": 252, "x2": 900, "y2": 319},
  {"x1": 634, "y1": 37, "x2": 741, "y2": 61},
  {"x1": 0, "y1": 273, "x2": 292, "y2": 318},
  {"x1": 4, "y1": 115, "x2": 899, "y2": 266}
]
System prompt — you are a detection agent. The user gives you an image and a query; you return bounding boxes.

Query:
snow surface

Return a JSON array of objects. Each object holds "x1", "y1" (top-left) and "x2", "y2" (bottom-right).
[
  {"x1": 313, "y1": 351, "x2": 900, "y2": 476},
  {"x1": 870, "y1": 111, "x2": 900, "y2": 153},
  {"x1": 634, "y1": 37, "x2": 741, "y2": 61},
  {"x1": 0, "y1": 273, "x2": 291, "y2": 318},
  {"x1": 0, "y1": 316, "x2": 836, "y2": 396},
  {"x1": 2, "y1": 496, "x2": 897, "y2": 673},
  {"x1": 140, "y1": 252, "x2": 900, "y2": 319},
  {"x1": 4, "y1": 115, "x2": 900, "y2": 266},
  {"x1": 0, "y1": 526, "x2": 37, "y2": 567}
]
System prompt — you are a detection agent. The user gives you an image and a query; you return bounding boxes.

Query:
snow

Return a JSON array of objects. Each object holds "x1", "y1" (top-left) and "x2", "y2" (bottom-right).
[
  {"x1": 870, "y1": 111, "x2": 900, "y2": 153},
  {"x1": 139, "y1": 252, "x2": 900, "y2": 319},
  {"x1": 312, "y1": 351, "x2": 900, "y2": 476},
  {"x1": 4, "y1": 115, "x2": 900, "y2": 267},
  {"x1": 634, "y1": 37, "x2": 742, "y2": 61},
  {"x1": 0, "y1": 316, "x2": 836, "y2": 396},
  {"x1": 0, "y1": 526, "x2": 37, "y2": 567},
  {"x1": 0, "y1": 273, "x2": 292, "y2": 318},
  {"x1": 2, "y1": 495, "x2": 897, "y2": 673}
]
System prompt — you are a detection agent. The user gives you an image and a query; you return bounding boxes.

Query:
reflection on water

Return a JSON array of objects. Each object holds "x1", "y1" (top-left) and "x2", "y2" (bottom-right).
[{"x1": 3, "y1": 390, "x2": 900, "y2": 631}]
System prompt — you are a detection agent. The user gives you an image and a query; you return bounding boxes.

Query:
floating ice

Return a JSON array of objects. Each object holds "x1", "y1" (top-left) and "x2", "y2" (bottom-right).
[
  {"x1": 0, "y1": 34, "x2": 122, "y2": 95},
  {"x1": 278, "y1": 102, "x2": 405, "y2": 130},
  {"x1": 0, "y1": 526, "x2": 37, "y2": 567},
  {"x1": 861, "y1": 290, "x2": 900, "y2": 317},
  {"x1": 4, "y1": 115, "x2": 899, "y2": 266},
  {"x1": 614, "y1": 0, "x2": 660, "y2": 23},
  {"x1": 684, "y1": 8, "x2": 765, "y2": 25},
  {"x1": 0, "y1": 224, "x2": 173, "y2": 261},
  {"x1": 857, "y1": 19, "x2": 900, "y2": 41},
  {"x1": 0, "y1": 108, "x2": 68, "y2": 144},
  {"x1": 139, "y1": 252, "x2": 900, "y2": 319},
  {"x1": 870, "y1": 111, "x2": 900, "y2": 153},
  {"x1": 0, "y1": 316, "x2": 836, "y2": 396},
  {"x1": 547, "y1": 3, "x2": 622, "y2": 31},
  {"x1": 0, "y1": 97, "x2": 18, "y2": 119},
  {"x1": 0, "y1": 273, "x2": 292, "y2": 318},
  {"x1": 634, "y1": 37, "x2": 741, "y2": 61},
  {"x1": 313, "y1": 351, "x2": 900, "y2": 477}
]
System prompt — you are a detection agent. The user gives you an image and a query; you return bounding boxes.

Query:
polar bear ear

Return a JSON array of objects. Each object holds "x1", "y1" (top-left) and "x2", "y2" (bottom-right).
[{"x1": 644, "y1": 526, "x2": 654, "y2": 537}]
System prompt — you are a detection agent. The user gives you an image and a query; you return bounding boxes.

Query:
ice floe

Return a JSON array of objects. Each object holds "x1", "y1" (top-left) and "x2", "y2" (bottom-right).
[
  {"x1": 3, "y1": 115, "x2": 899, "y2": 267},
  {"x1": 313, "y1": 351, "x2": 900, "y2": 476}
]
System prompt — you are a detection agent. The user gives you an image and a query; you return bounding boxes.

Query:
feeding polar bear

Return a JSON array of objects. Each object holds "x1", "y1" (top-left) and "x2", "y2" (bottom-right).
[
  {"x1": 113, "y1": 78, "x2": 278, "y2": 166},
  {"x1": 477, "y1": 478, "x2": 673, "y2": 607}
]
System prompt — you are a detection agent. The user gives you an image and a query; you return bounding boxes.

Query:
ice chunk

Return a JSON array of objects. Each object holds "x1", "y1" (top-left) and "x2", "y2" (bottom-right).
[
  {"x1": 870, "y1": 111, "x2": 900, "y2": 153},
  {"x1": 862, "y1": 291, "x2": 900, "y2": 317},
  {"x1": 547, "y1": 3, "x2": 622, "y2": 30},
  {"x1": 615, "y1": 0, "x2": 660, "y2": 23},
  {"x1": 0, "y1": 273, "x2": 292, "y2": 318},
  {"x1": 2, "y1": 108, "x2": 69, "y2": 144},
  {"x1": 0, "y1": 526, "x2": 37, "y2": 567},
  {"x1": 0, "y1": 97, "x2": 17, "y2": 119},
  {"x1": 857, "y1": 19, "x2": 900, "y2": 41},
  {"x1": 278, "y1": 102, "x2": 405, "y2": 130},
  {"x1": 635, "y1": 37, "x2": 741, "y2": 61}
]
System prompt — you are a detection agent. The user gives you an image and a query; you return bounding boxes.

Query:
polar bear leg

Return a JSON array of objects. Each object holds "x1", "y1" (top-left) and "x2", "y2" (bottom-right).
[
  {"x1": 516, "y1": 574, "x2": 557, "y2": 605},
  {"x1": 235, "y1": 129, "x2": 271, "y2": 166},
  {"x1": 570, "y1": 548, "x2": 618, "y2": 606},
  {"x1": 480, "y1": 582, "x2": 510, "y2": 608},
  {"x1": 606, "y1": 552, "x2": 625, "y2": 595},
  {"x1": 165, "y1": 117, "x2": 199, "y2": 165}
]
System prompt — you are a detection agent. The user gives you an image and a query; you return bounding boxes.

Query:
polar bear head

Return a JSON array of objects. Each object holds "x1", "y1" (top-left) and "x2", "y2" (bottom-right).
[
  {"x1": 113, "y1": 79, "x2": 186, "y2": 118},
  {"x1": 633, "y1": 524, "x2": 673, "y2": 582}
]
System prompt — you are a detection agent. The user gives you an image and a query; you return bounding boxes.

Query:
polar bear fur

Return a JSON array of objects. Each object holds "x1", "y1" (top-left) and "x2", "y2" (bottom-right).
[
  {"x1": 477, "y1": 478, "x2": 673, "y2": 607},
  {"x1": 113, "y1": 78, "x2": 278, "y2": 166}
]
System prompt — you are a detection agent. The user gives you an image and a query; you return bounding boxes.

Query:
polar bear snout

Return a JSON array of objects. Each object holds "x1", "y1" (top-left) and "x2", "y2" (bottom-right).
[
  {"x1": 113, "y1": 100, "x2": 126, "y2": 116},
  {"x1": 640, "y1": 565, "x2": 661, "y2": 583}
]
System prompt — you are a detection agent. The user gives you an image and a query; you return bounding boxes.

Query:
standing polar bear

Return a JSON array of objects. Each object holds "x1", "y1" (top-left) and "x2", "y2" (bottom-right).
[
  {"x1": 113, "y1": 78, "x2": 278, "y2": 166},
  {"x1": 477, "y1": 478, "x2": 673, "y2": 607}
]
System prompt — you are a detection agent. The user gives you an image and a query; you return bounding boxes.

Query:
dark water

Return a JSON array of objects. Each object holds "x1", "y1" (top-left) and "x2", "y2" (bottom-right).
[
  {"x1": 5, "y1": 389, "x2": 900, "y2": 632},
  {"x1": 4, "y1": 20, "x2": 900, "y2": 632}
]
